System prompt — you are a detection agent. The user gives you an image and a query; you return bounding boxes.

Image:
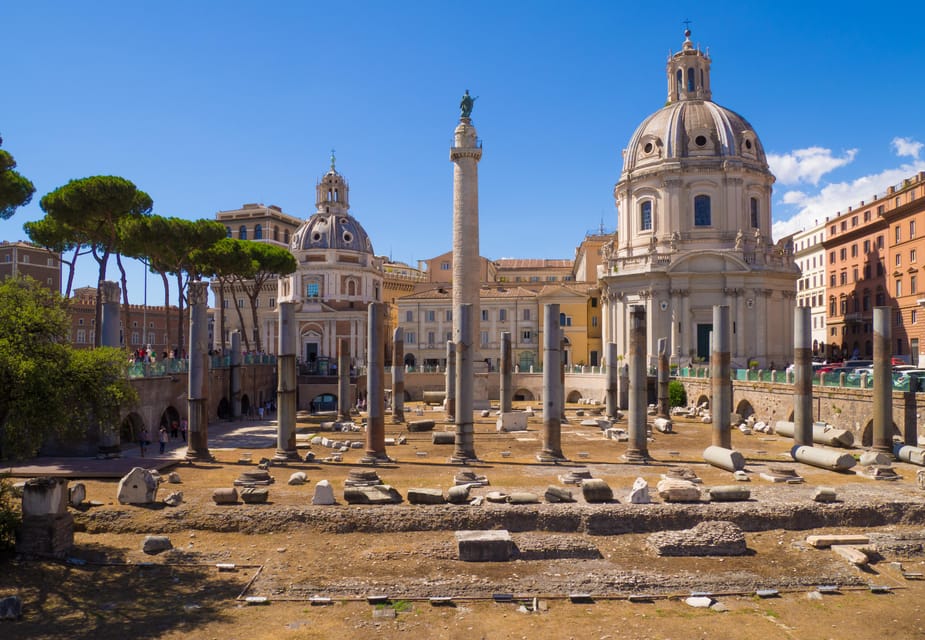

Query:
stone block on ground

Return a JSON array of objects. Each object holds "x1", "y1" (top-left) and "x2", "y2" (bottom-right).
[
  {"x1": 628, "y1": 477, "x2": 650, "y2": 504},
  {"x1": 142, "y1": 535, "x2": 173, "y2": 554},
  {"x1": 343, "y1": 485, "x2": 403, "y2": 505},
  {"x1": 507, "y1": 492, "x2": 539, "y2": 504},
  {"x1": 559, "y1": 468, "x2": 593, "y2": 485},
  {"x1": 663, "y1": 467, "x2": 702, "y2": 483},
  {"x1": 544, "y1": 486, "x2": 575, "y2": 503},
  {"x1": 656, "y1": 478, "x2": 702, "y2": 503},
  {"x1": 456, "y1": 530, "x2": 513, "y2": 562},
  {"x1": 485, "y1": 491, "x2": 508, "y2": 503},
  {"x1": 15, "y1": 513, "x2": 74, "y2": 557},
  {"x1": 344, "y1": 469, "x2": 382, "y2": 487},
  {"x1": 831, "y1": 545, "x2": 869, "y2": 566},
  {"x1": 407, "y1": 488, "x2": 445, "y2": 505},
  {"x1": 241, "y1": 487, "x2": 269, "y2": 504},
  {"x1": 760, "y1": 466, "x2": 804, "y2": 484},
  {"x1": 647, "y1": 521, "x2": 747, "y2": 556},
  {"x1": 288, "y1": 472, "x2": 307, "y2": 485},
  {"x1": 813, "y1": 487, "x2": 838, "y2": 503},
  {"x1": 708, "y1": 485, "x2": 751, "y2": 502},
  {"x1": 67, "y1": 482, "x2": 86, "y2": 508},
  {"x1": 446, "y1": 484, "x2": 471, "y2": 504},
  {"x1": 117, "y1": 468, "x2": 158, "y2": 505},
  {"x1": 806, "y1": 534, "x2": 870, "y2": 549},
  {"x1": 496, "y1": 412, "x2": 528, "y2": 432},
  {"x1": 167, "y1": 472, "x2": 182, "y2": 484},
  {"x1": 432, "y1": 431, "x2": 455, "y2": 445},
  {"x1": 454, "y1": 470, "x2": 489, "y2": 487},
  {"x1": 859, "y1": 451, "x2": 892, "y2": 466},
  {"x1": 653, "y1": 417, "x2": 672, "y2": 433},
  {"x1": 163, "y1": 491, "x2": 183, "y2": 507},
  {"x1": 212, "y1": 488, "x2": 239, "y2": 504},
  {"x1": 234, "y1": 469, "x2": 274, "y2": 486},
  {"x1": 581, "y1": 478, "x2": 614, "y2": 503},
  {"x1": 407, "y1": 420, "x2": 435, "y2": 432},
  {"x1": 311, "y1": 480, "x2": 336, "y2": 505},
  {"x1": 22, "y1": 478, "x2": 68, "y2": 516}
]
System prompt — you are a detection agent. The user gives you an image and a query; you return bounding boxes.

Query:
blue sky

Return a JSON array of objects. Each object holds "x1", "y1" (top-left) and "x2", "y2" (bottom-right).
[{"x1": 2, "y1": 1, "x2": 924, "y2": 305}]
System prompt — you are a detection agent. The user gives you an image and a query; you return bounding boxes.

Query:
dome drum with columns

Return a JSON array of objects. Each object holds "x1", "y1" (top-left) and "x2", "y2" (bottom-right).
[
  {"x1": 280, "y1": 155, "x2": 383, "y2": 368},
  {"x1": 600, "y1": 29, "x2": 798, "y2": 369}
]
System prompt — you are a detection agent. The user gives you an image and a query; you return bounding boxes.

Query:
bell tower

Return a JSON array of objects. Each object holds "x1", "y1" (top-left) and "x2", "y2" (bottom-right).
[
  {"x1": 315, "y1": 150, "x2": 350, "y2": 215},
  {"x1": 666, "y1": 28, "x2": 712, "y2": 104}
]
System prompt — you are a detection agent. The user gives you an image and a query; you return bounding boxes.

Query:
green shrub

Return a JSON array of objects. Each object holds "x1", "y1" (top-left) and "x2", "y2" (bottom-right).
[
  {"x1": 0, "y1": 476, "x2": 21, "y2": 551},
  {"x1": 668, "y1": 380, "x2": 687, "y2": 408}
]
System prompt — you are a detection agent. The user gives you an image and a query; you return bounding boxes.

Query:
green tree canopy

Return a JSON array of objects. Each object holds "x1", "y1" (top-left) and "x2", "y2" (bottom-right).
[
  {"x1": 0, "y1": 134, "x2": 36, "y2": 220},
  {"x1": 23, "y1": 214, "x2": 90, "y2": 298},
  {"x1": 0, "y1": 276, "x2": 136, "y2": 459},
  {"x1": 234, "y1": 242, "x2": 297, "y2": 353},
  {"x1": 191, "y1": 237, "x2": 255, "y2": 353}
]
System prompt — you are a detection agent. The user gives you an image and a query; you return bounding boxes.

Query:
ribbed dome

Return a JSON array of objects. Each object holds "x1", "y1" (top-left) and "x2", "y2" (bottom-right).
[
  {"x1": 291, "y1": 211, "x2": 373, "y2": 254},
  {"x1": 623, "y1": 100, "x2": 766, "y2": 175}
]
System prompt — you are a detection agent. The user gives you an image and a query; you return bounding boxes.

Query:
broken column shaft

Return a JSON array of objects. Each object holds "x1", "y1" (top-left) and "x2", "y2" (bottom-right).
[
  {"x1": 392, "y1": 327, "x2": 405, "y2": 423},
  {"x1": 362, "y1": 302, "x2": 389, "y2": 462},
  {"x1": 274, "y1": 301, "x2": 299, "y2": 461},
  {"x1": 539, "y1": 303, "x2": 565, "y2": 462},
  {"x1": 337, "y1": 337, "x2": 351, "y2": 421},
  {"x1": 605, "y1": 342, "x2": 618, "y2": 419},
  {"x1": 445, "y1": 340, "x2": 456, "y2": 421},
  {"x1": 656, "y1": 337, "x2": 670, "y2": 419},
  {"x1": 185, "y1": 282, "x2": 212, "y2": 461},
  {"x1": 230, "y1": 330, "x2": 242, "y2": 419},
  {"x1": 872, "y1": 306, "x2": 893, "y2": 454},
  {"x1": 500, "y1": 331, "x2": 512, "y2": 413},
  {"x1": 793, "y1": 306, "x2": 813, "y2": 446},
  {"x1": 625, "y1": 304, "x2": 649, "y2": 462},
  {"x1": 451, "y1": 303, "x2": 477, "y2": 462},
  {"x1": 711, "y1": 305, "x2": 732, "y2": 449}
]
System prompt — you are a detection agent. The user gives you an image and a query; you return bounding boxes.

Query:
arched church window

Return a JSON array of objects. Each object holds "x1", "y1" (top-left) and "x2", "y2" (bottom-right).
[
  {"x1": 694, "y1": 195, "x2": 711, "y2": 226},
  {"x1": 254, "y1": 224, "x2": 263, "y2": 240},
  {"x1": 676, "y1": 69, "x2": 682, "y2": 99},
  {"x1": 687, "y1": 68, "x2": 695, "y2": 92},
  {"x1": 750, "y1": 198, "x2": 759, "y2": 228},
  {"x1": 239, "y1": 225, "x2": 247, "y2": 240},
  {"x1": 273, "y1": 226, "x2": 279, "y2": 241},
  {"x1": 328, "y1": 189, "x2": 333, "y2": 201},
  {"x1": 640, "y1": 201, "x2": 652, "y2": 231},
  {"x1": 347, "y1": 280, "x2": 357, "y2": 296},
  {"x1": 334, "y1": 189, "x2": 339, "y2": 202}
]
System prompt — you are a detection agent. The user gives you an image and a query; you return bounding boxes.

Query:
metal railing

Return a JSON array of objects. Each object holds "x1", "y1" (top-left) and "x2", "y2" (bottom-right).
[{"x1": 128, "y1": 354, "x2": 277, "y2": 378}]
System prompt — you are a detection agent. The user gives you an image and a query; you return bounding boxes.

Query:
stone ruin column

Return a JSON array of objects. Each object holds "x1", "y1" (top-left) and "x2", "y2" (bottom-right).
[
  {"x1": 500, "y1": 331, "x2": 512, "y2": 413},
  {"x1": 711, "y1": 305, "x2": 732, "y2": 449},
  {"x1": 793, "y1": 306, "x2": 813, "y2": 447},
  {"x1": 16, "y1": 478, "x2": 73, "y2": 558},
  {"x1": 873, "y1": 306, "x2": 894, "y2": 454},
  {"x1": 539, "y1": 303, "x2": 566, "y2": 461},
  {"x1": 656, "y1": 337, "x2": 670, "y2": 419},
  {"x1": 362, "y1": 302, "x2": 389, "y2": 462},
  {"x1": 625, "y1": 304, "x2": 649, "y2": 462},
  {"x1": 337, "y1": 337, "x2": 351, "y2": 421},
  {"x1": 274, "y1": 301, "x2": 299, "y2": 461},
  {"x1": 185, "y1": 281, "x2": 212, "y2": 462},
  {"x1": 230, "y1": 330, "x2": 242, "y2": 419},
  {"x1": 445, "y1": 340, "x2": 456, "y2": 421},
  {"x1": 451, "y1": 303, "x2": 477, "y2": 462},
  {"x1": 98, "y1": 281, "x2": 121, "y2": 454},
  {"x1": 560, "y1": 337, "x2": 568, "y2": 421},
  {"x1": 391, "y1": 327, "x2": 405, "y2": 423},
  {"x1": 605, "y1": 341, "x2": 618, "y2": 419}
]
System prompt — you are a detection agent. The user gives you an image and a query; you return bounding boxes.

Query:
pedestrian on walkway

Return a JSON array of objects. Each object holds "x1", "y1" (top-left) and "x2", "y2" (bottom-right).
[
  {"x1": 139, "y1": 427, "x2": 149, "y2": 457},
  {"x1": 179, "y1": 418, "x2": 187, "y2": 442},
  {"x1": 158, "y1": 426, "x2": 168, "y2": 454}
]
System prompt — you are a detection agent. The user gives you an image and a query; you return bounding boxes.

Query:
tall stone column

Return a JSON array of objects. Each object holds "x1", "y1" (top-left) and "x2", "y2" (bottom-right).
[
  {"x1": 274, "y1": 302, "x2": 299, "y2": 461},
  {"x1": 98, "y1": 281, "x2": 121, "y2": 454},
  {"x1": 445, "y1": 340, "x2": 456, "y2": 421},
  {"x1": 680, "y1": 291, "x2": 690, "y2": 362},
  {"x1": 656, "y1": 337, "x2": 670, "y2": 419},
  {"x1": 539, "y1": 304, "x2": 565, "y2": 461},
  {"x1": 450, "y1": 99, "x2": 483, "y2": 369},
  {"x1": 605, "y1": 341, "x2": 618, "y2": 419},
  {"x1": 793, "y1": 306, "x2": 813, "y2": 446},
  {"x1": 451, "y1": 304, "x2": 477, "y2": 462},
  {"x1": 337, "y1": 337, "x2": 351, "y2": 421},
  {"x1": 230, "y1": 330, "x2": 242, "y2": 419},
  {"x1": 872, "y1": 306, "x2": 894, "y2": 454},
  {"x1": 625, "y1": 305, "x2": 649, "y2": 462},
  {"x1": 560, "y1": 337, "x2": 567, "y2": 421},
  {"x1": 711, "y1": 305, "x2": 732, "y2": 449},
  {"x1": 185, "y1": 282, "x2": 212, "y2": 462},
  {"x1": 391, "y1": 327, "x2": 405, "y2": 423},
  {"x1": 362, "y1": 302, "x2": 389, "y2": 462},
  {"x1": 500, "y1": 331, "x2": 512, "y2": 412}
]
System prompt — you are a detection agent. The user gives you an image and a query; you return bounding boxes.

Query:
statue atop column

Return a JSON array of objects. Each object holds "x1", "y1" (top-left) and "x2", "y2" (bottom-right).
[{"x1": 460, "y1": 90, "x2": 478, "y2": 118}]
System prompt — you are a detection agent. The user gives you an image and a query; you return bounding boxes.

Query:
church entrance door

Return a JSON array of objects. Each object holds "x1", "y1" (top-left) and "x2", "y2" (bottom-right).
[{"x1": 696, "y1": 324, "x2": 713, "y2": 361}]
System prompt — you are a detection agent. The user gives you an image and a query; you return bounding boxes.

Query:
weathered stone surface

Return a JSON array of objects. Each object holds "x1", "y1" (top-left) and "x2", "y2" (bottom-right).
[
  {"x1": 234, "y1": 469, "x2": 274, "y2": 486},
  {"x1": 759, "y1": 466, "x2": 804, "y2": 484},
  {"x1": 485, "y1": 491, "x2": 509, "y2": 503},
  {"x1": 813, "y1": 487, "x2": 838, "y2": 503},
  {"x1": 0, "y1": 595, "x2": 23, "y2": 620},
  {"x1": 344, "y1": 485, "x2": 402, "y2": 505},
  {"x1": 163, "y1": 491, "x2": 183, "y2": 507},
  {"x1": 559, "y1": 468, "x2": 593, "y2": 485},
  {"x1": 454, "y1": 470, "x2": 488, "y2": 487},
  {"x1": 407, "y1": 488, "x2": 445, "y2": 505},
  {"x1": 23, "y1": 477, "x2": 69, "y2": 516},
  {"x1": 628, "y1": 477, "x2": 650, "y2": 504},
  {"x1": 647, "y1": 521, "x2": 747, "y2": 556},
  {"x1": 496, "y1": 412, "x2": 527, "y2": 432},
  {"x1": 653, "y1": 417, "x2": 672, "y2": 433},
  {"x1": 288, "y1": 472, "x2": 307, "y2": 486},
  {"x1": 581, "y1": 478, "x2": 613, "y2": 503},
  {"x1": 432, "y1": 431, "x2": 455, "y2": 445},
  {"x1": 831, "y1": 544, "x2": 869, "y2": 566},
  {"x1": 446, "y1": 484, "x2": 471, "y2": 504},
  {"x1": 117, "y1": 468, "x2": 158, "y2": 505},
  {"x1": 407, "y1": 420, "x2": 435, "y2": 432},
  {"x1": 15, "y1": 513, "x2": 73, "y2": 557},
  {"x1": 167, "y1": 472, "x2": 182, "y2": 484},
  {"x1": 664, "y1": 467, "x2": 702, "y2": 483},
  {"x1": 507, "y1": 492, "x2": 539, "y2": 505},
  {"x1": 344, "y1": 469, "x2": 382, "y2": 487},
  {"x1": 456, "y1": 530, "x2": 513, "y2": 562},
  {"x1": 68, "y1": 482, "x2": 86, "y2": 508},
  {"x1": 212, "y1": 488, "x2": 239, "y2": 504},
  {"x1": 142, "y1": 535, "x2": 173, "y2": 554},
  {"x1": 685, "y1": 596, "x2": 713, "y2": 608},
  {"x1": 806, "y1": 534, "x2": 870, "y2": 549},
  {"x1": 241, "y1": 487, "x2": 269, "y2": 504},
  {"x1": 708, "y1": 485, "x2": 751, "y2": 502},
  {"x1": 544, "y1": 486, "x2": 575, "y2": 503},
  {"x1": 311, "y1": 480, "x2": 336, "y2": 505},
  {"x1": 656, "y1": 478, "x2": 702, "y2": 503}
]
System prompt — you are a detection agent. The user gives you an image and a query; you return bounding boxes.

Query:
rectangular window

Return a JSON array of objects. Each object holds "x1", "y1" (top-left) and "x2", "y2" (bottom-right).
[
  {"x1": 21, "y1": 254, "x2": 29, "y2": 264},
  {"x1": 852, "y1": 267, "x2": 859, "y2": 282},
  {"x1": 864, "y1": 210, "x2": 871, "y2": 222},
  {"x1": 405, "y1": 310, "x2": 413, "y2": 322},
  {"x1": 913, "y1": 310, "x2": 919, "y2": 325},
  {"x1": 47, "y1": 257, "x2": 55, "y2": 266},
  {"x1": 640, "y1": 200, "x2": 652, "y2": 231},
  {"x1": 896, "y1": 226, "x2": 902, "y2": 243},
  {"x1": 481, "y1": 310, "x2": 488, "y2": 321},
  {"x1": 896, "y1": 279, "x2": 903, "y2": 297},
  {"x1": 499, "y1": 309, "x2": 507, "y2": 321},
  {"x1": 445, "y1": 309, "x2": 452, "y2": 322},
  {"x1": 694, "y1": 195, "x2": 711, "y2": 226},
  {"x1": 750, "y1": 197, "x2": 759, "y2": 228},
  {"x1": 440, "y1": 262, "x2": 450, "y2": 270},
  {"x1": 76, "y1": 329, "x2": 86, "y2": 344},
  {"x1": 306, "y1": 282, "x2": 319, "y2": 298},
  {"x1": 148, "y1": 331, "x2": 155, "y2": 344},
  {"x1": 427, "y1": 331, "x2": 435, "y2": 345},
  {"x1": 237, "y1": 299, "x2": 245, "y2": 308},
  {"x1": 830, "y1": 273, "x2": 836, "y2": 287},
  {"x1": 426, "y1": 310, "x2": 435, "y2": 322},
  {"x1": 912, "y1": 220, "x2": 917, "y2": 239},
  {"x1": 851, "y1": 244, "x2": 858, "y2": 257},
  {"x1": 591, "y1": 298, "x2": 598, "y2": 308},
  {"x1": 222, "y1": 299, "x2": 229, "y2": 309},
  {"x1": 523, "y1": 309, "x2": 530, "y2": 321},
  {"x1": 912, "y1": 275, "x2": 918, "y2": 294},
  {"x1": 591, "y1": 316, "x2": 598, "y2": 327},
  {"x1": 896, "y1": 254, "x2": 902, "y2": 267},
  {"x1": 912, "y1": 249, "x2": 918, "y2": 263},
  {"x1": 405, "y1": 332, "x2": 415, "y2": 344},
  {"x1": 269, "y1": 298, "x2": 276, "y2": 308},
  {"x1": 829, "y1": 251, "x2": 836, "y2": 264},
  {"x1": 521, "y1": 329, "x2": 532, "y2": 342},
  {"x1": 480, "y1": 331, "x2": 489, "y2": 345},
  {"x1": 851, "y1": 215, "x2": 858, "y2": 227},
  {"x1": 839, "y1": 248, "x2": 847, "y2": 260},
  {"x1": 840, "y1": 272, "x2": 847, "y2": 285}
]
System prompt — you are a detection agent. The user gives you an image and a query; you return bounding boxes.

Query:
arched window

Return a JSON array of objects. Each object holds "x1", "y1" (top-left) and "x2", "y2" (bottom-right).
[
  {"x1": 283, "y1": 230, "x2": 290, "y2": 243},
  {"x1": 273, "y1": 226, "x2": 279, "y2": 241},
  {"x1": 694, "y1": 195, "x2": 711, "y2": 226},
  {"x1": 640, "y1": 200, "x2": 652, "y2": 231},
  {"x1": 334, "y1": 189, "x2": 339, "y2": 202},
  {"x1": 750, "y1": 197, "x2": 759, "y2": 228},
  {"x1": 347, "y1": 280, "x2": 357, "y2": 296},
  {"x1": 676, "y1": 69, "x2": 682, "y2": 99},
  {"x1": 254, "y1": 224, "x2": 262, "y2": 240},
  {"x1": 225, "y1": 226, "x2": 232, "y2": 238},
  {"x1": 687, "y1": 67, "x2": 695, "y2": 92},
  {"x1": 239, "y1": 225, "x2": 247, "y2": 240}
]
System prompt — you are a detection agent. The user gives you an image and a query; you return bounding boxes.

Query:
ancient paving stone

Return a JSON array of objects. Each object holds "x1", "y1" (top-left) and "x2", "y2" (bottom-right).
[
  {"x1": 407, "y1": 488, "x2": 445, "y2": 505},
  {"x1": 343, "y1": 485, "x2": 402, "y2": 505},
  {"x1": 456, "y1": 530, "x2": 513, "y2": 562},
  {"x1": 647, "y1": 521, "x2": 747, "y2": 556}
]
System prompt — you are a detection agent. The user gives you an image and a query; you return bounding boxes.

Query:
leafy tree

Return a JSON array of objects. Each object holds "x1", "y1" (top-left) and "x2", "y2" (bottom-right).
[
  {"x1": 668, "y1": 379, "x2": 687, "y2": 408},
  {"x1": 233, "y1": 242, "x2": 296, "y2": 353},
  {"x1": 23, "y1": 215, "x2": 90, "y2": 298},
  {"x1": 39, "y1": 176, "x2": 153, "y2": 344},
  {"x1": 0, "y1": 134, "x2": 35, "y2": 219},
  {"x1": 191, "y1": 237, "x2": 254, "y2": 353},
  {"x1": 0, "y1": 276, "x2": 136, "y2": 460}
]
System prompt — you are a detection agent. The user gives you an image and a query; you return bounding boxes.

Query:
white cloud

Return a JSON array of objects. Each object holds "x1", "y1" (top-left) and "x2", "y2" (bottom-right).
[
  {"x1": 892, "y1": 136, "x2": 923, "y2": 159},
  {"x1": 767, "y1": 147, "x2": 858, "y2": 186},
  {"x1": 772, "y1": 160, "x2": 925, "y2": 239}
]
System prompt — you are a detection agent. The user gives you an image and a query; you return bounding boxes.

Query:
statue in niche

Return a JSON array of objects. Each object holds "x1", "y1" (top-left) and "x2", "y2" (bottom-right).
[
  {"x1": 735, "y1": 229, "x2": 745, "y2": 250},
  {"x1": 670, "y1": 231, "x2": 680, "y2": 251},
  {"x1": 648, "y1": 235, "x2": 658, "y2": 253},
  {"x1": 754, "y1": 227, "x2": 764, "y2": 248}
]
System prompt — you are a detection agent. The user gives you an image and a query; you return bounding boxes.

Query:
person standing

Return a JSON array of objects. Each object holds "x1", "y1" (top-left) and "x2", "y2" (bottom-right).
[
  {"x1": 158, "y1": 426, "x2": 168, "y2": 454},
  {"x1": 139, "y1": 427, "x2": 149, "y2": 457},
  {"x1": 179, "y1": 418, "x2": 187, "y2": 442}
]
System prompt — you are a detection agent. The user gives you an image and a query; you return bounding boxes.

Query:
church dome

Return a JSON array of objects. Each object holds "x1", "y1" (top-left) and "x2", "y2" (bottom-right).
[{"x1": 292, "y1": 210, "x2": 373, "y2": 254}]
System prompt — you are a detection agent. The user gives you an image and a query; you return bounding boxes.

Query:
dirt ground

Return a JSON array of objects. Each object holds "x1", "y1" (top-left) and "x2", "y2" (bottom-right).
[{"x1": 4, "y1": 404, "x2": 925, "y2": 639}]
